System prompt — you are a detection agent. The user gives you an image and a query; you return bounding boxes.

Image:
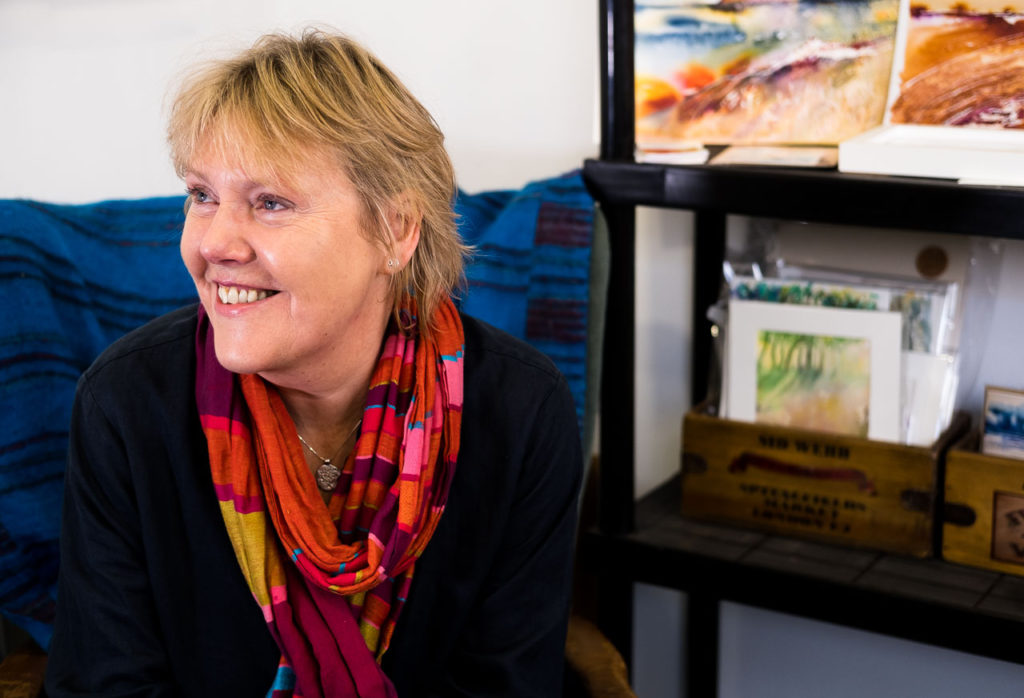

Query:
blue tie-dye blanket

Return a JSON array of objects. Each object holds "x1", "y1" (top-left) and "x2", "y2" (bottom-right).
[{"x1": 0, "y1": 170, "x2": 594, "y2": 649}]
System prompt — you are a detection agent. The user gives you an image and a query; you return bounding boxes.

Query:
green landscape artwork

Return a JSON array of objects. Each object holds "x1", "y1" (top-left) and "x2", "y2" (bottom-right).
[{"x1": 756, "y1": 330, "x2": 871, "y2": 437}]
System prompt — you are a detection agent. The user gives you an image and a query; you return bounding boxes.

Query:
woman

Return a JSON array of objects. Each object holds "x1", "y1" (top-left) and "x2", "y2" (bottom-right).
[{"x1": 46, "y1": 29, "x2": 582, "y2": 697}]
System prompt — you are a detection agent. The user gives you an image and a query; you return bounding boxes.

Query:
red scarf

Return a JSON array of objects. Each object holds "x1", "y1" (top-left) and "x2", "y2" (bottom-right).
[{"x1": 195, "y1": 298, "x2": 464, "y2": 697}]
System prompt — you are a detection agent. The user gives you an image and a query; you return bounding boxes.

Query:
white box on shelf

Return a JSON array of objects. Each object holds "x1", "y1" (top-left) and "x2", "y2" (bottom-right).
[{"x1": 838, "y1": 124, "x2": 1024, "y2": 185}]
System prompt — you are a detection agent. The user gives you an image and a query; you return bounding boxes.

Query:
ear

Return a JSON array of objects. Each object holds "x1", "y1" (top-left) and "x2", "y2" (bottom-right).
[{"x1": 383, "y1": 193, "x2": 421, "y2": 273}]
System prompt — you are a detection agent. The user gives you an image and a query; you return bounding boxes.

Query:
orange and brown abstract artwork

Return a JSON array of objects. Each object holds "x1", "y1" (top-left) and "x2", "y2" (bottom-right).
[{"x1": 890, "y1": 0, "x2": 1024, "y2": 127}]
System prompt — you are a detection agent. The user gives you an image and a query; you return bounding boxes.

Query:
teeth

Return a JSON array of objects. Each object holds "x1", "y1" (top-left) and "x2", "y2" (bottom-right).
[{"x1": 217, "y1": 285, "x2": 276, "y2": 305}]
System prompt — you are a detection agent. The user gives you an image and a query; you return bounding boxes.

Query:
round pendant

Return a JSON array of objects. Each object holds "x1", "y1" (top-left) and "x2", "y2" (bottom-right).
[{"x1": 315, "y1": 462, "x2": 341, "y2": 492}]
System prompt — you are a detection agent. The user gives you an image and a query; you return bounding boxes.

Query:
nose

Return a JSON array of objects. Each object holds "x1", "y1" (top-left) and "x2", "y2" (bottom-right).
[{"x1": 197, "y1": 204, "x2": 257, "y2": 265}]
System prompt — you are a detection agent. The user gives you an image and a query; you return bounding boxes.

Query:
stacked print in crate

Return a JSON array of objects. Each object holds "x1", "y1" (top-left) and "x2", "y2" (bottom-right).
[
  {"x1": 945, "y1": 386, "x2": 1024, "y2": 575},
  {"x1": 682, "y1": 245, "x2": 969, "y2": 557}
]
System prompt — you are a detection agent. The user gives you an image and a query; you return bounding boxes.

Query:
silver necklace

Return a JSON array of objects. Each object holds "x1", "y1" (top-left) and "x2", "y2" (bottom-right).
[{"x1": 297, "y1": 419, "x2": 362, "y2": 492}]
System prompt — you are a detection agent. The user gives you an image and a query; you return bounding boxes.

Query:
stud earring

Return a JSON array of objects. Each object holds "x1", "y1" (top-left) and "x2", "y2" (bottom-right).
[{"x1": 387, "y1": 258, "x2": 397, "y2": 269}]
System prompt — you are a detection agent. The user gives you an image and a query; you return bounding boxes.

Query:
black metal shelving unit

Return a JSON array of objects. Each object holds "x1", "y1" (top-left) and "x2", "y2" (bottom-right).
[{"x1": 581, "y1": 1, "x2": 1024, "y2": 695}]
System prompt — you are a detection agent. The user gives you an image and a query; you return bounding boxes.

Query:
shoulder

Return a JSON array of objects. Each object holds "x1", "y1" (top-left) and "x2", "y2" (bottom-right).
[
  {"x1": 459, "y1": 312, "x2": 564, "y2": 398},
  {"x1": 80, "y1": 304, "x2": 198, "y2": 404},
  {"x1": 87, "y1": 304, "x2": 197, "y2": 370},
  {"x1": 457, "y1": 312, "x2": 579, "y2": 469}
]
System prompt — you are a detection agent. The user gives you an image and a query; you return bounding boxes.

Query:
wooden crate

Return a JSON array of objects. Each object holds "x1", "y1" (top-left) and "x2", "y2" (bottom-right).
[
  {"x1": 681, "y1": 407, "x2": 968, "y2": 556},
  {"x1": 943, "y1": 431, "x2": 1024, "y2": 576}
]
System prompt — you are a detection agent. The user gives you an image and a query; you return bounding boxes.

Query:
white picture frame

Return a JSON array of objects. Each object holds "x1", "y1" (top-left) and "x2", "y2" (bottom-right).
[{"x1": 727, "y1": 300, "x2": 903, "y2": 442}]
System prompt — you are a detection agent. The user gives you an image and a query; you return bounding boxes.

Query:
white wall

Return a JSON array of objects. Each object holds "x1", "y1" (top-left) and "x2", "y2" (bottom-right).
[
  {"x1": 5, "y1": 2, "x2": 1024, "y2": 697},
  {"x1": 0, "y1": 0, "x2": 597, "y2": 201},
  {"x1": 719, "y1": 603, "x2": 1024, "y2": 698}
]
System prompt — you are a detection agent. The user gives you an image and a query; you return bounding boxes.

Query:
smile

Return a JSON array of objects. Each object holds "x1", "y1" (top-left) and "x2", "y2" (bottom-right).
[{"x1": 217, "y1": 284, "x2": 279, "y2": 305}]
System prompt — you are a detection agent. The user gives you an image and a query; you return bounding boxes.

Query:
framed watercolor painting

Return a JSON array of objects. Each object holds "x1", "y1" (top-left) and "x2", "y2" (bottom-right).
[
  {"x1": 889, "y1": 0, "x2": 1024, "y2": 128},
  {"x1": 727, "y1": 300, "x2": 902, "y2": 441},
  {"x1": 982, "y1": 385, "x2": 1024, "y2": 459},
  {"x1": 839, "y1": 0, "x2": 1024, "y2": 181},
  {"x1": 634, "y1": 0, "x2": 900, "y2": 146}
]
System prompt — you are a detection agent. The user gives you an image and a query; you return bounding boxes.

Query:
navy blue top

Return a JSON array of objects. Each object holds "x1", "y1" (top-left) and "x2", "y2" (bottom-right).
[{"x1": 45, "y1": 305, "x2": 582, "y2": 697}]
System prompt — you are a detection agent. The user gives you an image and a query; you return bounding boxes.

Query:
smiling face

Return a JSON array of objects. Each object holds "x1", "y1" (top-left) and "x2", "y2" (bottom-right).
[{"x1": 180, "y1": 143, "x2": 401, "y2": 391}]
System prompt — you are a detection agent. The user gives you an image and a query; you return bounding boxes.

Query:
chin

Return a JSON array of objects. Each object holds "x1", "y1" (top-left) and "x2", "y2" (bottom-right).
[{"x1": 212, "y1": 335, "x2": 271, "y2": 375}]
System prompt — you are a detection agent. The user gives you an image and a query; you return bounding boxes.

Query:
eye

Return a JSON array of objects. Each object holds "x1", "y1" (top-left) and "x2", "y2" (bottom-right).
[
  {"x1": 186, "y1": 187, "x2": 213, "y2": 205},
  {"x1": 257, "y1": 195, "x2": 288, "y2": 212}
]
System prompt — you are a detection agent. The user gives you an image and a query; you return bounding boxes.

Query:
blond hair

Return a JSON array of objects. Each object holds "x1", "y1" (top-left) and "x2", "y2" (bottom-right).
[{"x1": 167, "y1": 28, "x2": 467, "y2": 334}]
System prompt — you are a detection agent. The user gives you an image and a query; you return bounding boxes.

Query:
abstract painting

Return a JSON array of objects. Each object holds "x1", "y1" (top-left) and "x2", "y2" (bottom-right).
[
  {"x1": 756, "y1": 330, "x2": 871, "y2": 436},
  {"x1": 890, "y1": 0, "x2": 1024, "y2": 127},
  {"x1": 634, "y1": 0, "x2": 900, "y2": 145}
]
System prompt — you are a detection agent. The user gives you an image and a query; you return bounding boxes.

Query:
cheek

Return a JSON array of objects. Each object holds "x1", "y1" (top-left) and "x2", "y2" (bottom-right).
[{"x1": 179, "y1": 221, "x2": 205, "y2": 278}]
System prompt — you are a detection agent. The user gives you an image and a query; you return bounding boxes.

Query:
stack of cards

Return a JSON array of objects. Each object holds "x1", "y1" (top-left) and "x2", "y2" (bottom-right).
[{"x1": 719, "y1": 263, "x2": 961, "y2": 445}]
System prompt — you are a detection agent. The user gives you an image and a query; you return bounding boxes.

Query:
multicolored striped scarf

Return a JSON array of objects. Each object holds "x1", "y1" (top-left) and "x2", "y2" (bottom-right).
[{"x1": 195, "y1": 298, "x2": 464, "y2": 698}]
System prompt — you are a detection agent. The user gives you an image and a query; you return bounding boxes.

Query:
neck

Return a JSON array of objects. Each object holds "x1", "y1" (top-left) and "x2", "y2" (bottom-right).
[
  {"x1": 267, "y1": 311, "x2": 389, "y2": 456},
  {"x1": 281, "y1": 382, "x2": 368, "y2": 455}
]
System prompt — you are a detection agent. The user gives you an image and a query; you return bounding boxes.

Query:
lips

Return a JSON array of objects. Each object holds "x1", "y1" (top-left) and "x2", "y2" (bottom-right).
[{"x1": 217, "y1": 284, "x2": 279, "y2": 305}]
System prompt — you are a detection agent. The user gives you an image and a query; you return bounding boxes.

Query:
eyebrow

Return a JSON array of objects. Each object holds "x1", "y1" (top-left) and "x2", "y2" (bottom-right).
[{"x1": 183, "y1": 167, "x2": 281, "y2": 192}]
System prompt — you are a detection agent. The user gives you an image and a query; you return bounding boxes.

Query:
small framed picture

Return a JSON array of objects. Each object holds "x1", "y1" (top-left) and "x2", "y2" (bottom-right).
[
  {"x1": 991, "y1": 491, "x2": 1024, "y2": 566},
  {"x1": 982, "y1": 386, "x2": 1024, "y2": 460},
  {"x1": 726, "y1": 300, "x2": 903, "y2": 442}
]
